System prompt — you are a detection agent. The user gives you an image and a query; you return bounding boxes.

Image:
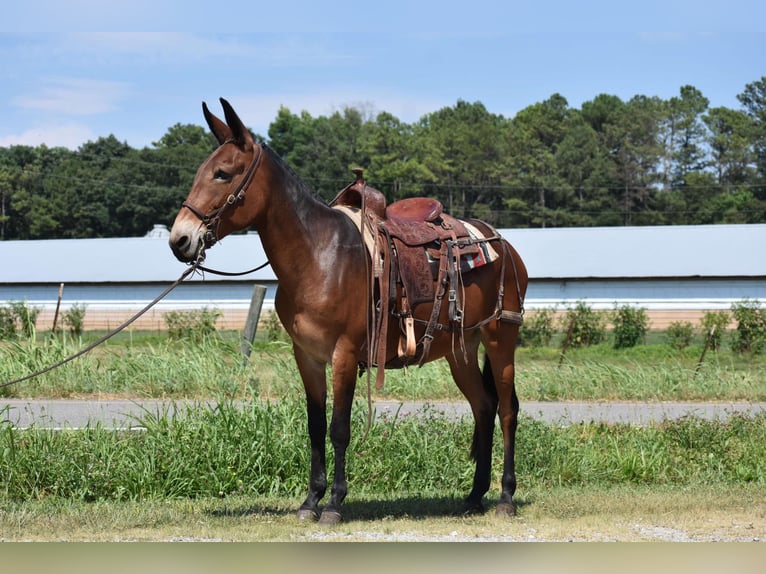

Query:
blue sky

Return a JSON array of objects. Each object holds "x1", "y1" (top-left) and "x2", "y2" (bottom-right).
[{"x1": 1, "y1": 1, "x2": 764, "y2": 150}]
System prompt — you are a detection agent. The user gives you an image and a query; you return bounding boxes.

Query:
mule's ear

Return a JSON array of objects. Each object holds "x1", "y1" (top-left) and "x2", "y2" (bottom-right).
[
  {"x1": 220, "y1": 98, "x2": 254, "y2": 150},
  {"x1": 203, "y1": 101, "x2": 232, "y2": 145}
]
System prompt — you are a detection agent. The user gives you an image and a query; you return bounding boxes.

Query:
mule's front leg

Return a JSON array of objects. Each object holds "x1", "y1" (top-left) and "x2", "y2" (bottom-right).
[
  {"x1": 318, "y1": 351, "x2": 358, "y2": 525},
  {"x1": 294, "y1": 349, "x2": 328, "y2": 521}
]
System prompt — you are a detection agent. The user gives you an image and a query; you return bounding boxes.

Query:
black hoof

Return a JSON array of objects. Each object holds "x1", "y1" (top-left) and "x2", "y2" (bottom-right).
[
  {"x1": 462, "y1": 500, "x2": 486, "y2": 516},
  {"x1": 296, "y1": 507, "x2": 320, "y2": 522},
  {"x1": 495, "y1": 501, "x2": 516, "y2": 517},
  {"x1": 318, "y1": 509, "x2": 342, "y2": 526}
]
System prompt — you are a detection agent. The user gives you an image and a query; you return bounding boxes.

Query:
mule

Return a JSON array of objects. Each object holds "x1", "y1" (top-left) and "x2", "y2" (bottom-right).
[{"x1": 169, "y1": 99, "x2": 528, "y2": 524}]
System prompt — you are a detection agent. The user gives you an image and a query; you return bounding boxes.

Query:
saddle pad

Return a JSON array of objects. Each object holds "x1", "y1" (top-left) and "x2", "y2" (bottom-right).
[
  {"x1": 332, "y1": 204, "x2": 382, "y2": 276},
  {"x1": 425, "y1": 221, "x2": 500, "y2": 271},
  {"x1": 461, "y1": 221, "x2": 500, "y2": 268}
]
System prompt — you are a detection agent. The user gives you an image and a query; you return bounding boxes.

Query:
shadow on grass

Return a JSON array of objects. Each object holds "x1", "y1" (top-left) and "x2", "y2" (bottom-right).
[{"x1": 209, "y1": 495, "x2": 533, "y2": 523}]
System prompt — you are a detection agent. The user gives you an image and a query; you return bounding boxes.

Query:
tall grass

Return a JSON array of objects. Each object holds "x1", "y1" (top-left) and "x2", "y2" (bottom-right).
[
  {"x1": 2, "y1": 399, "x2": 764, "y2": 502},
  {"x1": 2, "y1": 332, "x2": 765, "y2": 401}
]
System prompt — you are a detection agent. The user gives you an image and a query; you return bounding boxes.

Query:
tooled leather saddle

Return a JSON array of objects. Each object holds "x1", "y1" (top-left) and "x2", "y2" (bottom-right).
[{"x1": 330, "y1": 169, "x2": 519, "y2": 388}]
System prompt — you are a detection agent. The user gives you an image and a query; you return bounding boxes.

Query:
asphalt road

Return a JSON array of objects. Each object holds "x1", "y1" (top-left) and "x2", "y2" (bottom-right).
[{"x1": 2, "y1": 398, "x2": 765, "y2": 429}]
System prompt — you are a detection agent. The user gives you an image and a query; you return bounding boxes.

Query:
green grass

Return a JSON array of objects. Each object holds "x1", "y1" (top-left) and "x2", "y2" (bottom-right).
[
  {"x1": 2, "y1": 399, "x2": 764, "y2": 502},
  {"x1": 2, "y1": 332, "x2": 766, "y2": 542},
  {"x1": 2, "y1": 331, "x2": 765, "y2": 401},
  {"x1": 2, "y1": 484, "x2": 765, "y2": 541}
]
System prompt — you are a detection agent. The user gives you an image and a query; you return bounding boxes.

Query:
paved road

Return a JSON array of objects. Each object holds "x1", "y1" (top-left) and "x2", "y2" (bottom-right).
[{"x1": 2, "y1": 398, "x2": 765, "y2": 429}]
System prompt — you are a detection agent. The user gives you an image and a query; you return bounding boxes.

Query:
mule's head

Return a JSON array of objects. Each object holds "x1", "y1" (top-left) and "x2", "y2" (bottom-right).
[{"x1": 169, "y1": 98, "x2": 262, "y2": 263}]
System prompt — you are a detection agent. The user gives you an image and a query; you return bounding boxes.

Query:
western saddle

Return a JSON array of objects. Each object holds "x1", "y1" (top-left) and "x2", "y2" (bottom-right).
[{"x1": 330, "y1": 169, "x2": 523, "y2": 388}]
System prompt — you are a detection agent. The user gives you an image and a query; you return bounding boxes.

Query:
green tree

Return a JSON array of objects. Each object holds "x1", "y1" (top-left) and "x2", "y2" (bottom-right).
[
  {"x1": 703, "y1": 106, "x2": 754, "y2": 189},
  {"x1": 417, "y1": 100, "x2": 508, "y2": 222},
  {"x1": 359, "y1": 112, "x2": 439, "y2": 201},
  {"x1": 657, "y1": 85, "x2": 710, "y2": 190},
  {"x1": 737, "y1": 76, "x2": 766, "y2": 185},
  {"x1": 605, "y1": 95, "x2": 663, "y2": 225},
  {"x1": 504, "y1": 94, "x2": 573, "y2": 227}
]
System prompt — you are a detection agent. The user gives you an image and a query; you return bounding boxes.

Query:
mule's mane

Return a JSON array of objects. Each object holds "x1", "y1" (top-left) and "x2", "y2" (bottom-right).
[{"x1": 262, "y1": 144, "x2": 328, "y2": 207}]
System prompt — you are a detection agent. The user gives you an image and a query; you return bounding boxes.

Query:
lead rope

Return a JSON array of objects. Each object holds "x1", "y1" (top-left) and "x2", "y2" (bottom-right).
[{"x1": 0, "y1": 261, "x2": 203, "y2": 390}]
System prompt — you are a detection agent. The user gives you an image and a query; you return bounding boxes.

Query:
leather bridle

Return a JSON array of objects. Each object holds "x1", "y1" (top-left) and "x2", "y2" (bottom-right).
[{"x1": 181, "y1": 141, "x2": 263, "y2": 254}]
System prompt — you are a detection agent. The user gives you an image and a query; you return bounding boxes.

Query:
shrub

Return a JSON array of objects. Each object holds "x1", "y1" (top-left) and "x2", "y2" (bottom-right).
[
  {"x1": 520, "y1": 307, "x2": 557, "y2": 347},
  {"x1": 62, "y1": 303, "x2": 88, "y2": 338},
  {"x1": 263, "y1": 310, "x2": 287, "y2": 342},
  {"x1": 560, "y1": 301, "x2": 606, "y2": 348},
  {"x1": 10, "y1": 301, "x2": 40, "y2": 338},
  {"x1": 700, "y1": 310, "x2": 730, "y2": 351},
  {"x1": 611, "y1": 304, "x2": 649, "y2": 349},
  {"x1": 164, "y1": 307, "x2": 222, "y2": 342},
  {"x1": 0, "y1": 307, "x2": 16, "y2": 339},
  {"x1": 731, "y1": 299, "x2": 766, "y2": 354},
  {"x1": 0, "y1": 301, "x2": 40, "y2": 340},
  {"x1": 665, "y1": 321, "x2": 694, "y2": 350}
]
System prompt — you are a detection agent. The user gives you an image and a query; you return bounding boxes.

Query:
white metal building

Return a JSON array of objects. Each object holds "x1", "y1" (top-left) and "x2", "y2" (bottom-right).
[{"x1": 2, "y1": 224, "x2": 765, "y2": 330}]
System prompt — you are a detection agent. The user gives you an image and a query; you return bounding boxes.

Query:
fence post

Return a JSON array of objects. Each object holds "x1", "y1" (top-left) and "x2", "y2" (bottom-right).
[
  {"x1": 695, "y1": 325, "x2": 716, "y2": 375},
  {"x1": 558, "y1": 315, "x2": 576, "y2": 368},
  {"x1": 241, "y1": 284, "x2": 267, "y2": 366},
  {"x1": 51, "y1": 283, "x2": 65, "y2": 333}
]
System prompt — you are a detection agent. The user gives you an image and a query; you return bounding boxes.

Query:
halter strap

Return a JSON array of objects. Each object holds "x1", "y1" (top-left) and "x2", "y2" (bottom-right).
[{"x1": 181, "y1": 143, "x2": 263, "y2": 251}]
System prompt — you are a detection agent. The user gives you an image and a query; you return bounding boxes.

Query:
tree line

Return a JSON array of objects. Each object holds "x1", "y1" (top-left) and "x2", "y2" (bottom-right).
[{"x1": 1, "y1": 77, "x2": 765, "y2": 240}]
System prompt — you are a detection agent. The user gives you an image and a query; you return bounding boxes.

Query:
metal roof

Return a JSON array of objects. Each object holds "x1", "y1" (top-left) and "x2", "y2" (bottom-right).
[
  {"x1": 1, "y1": 224, "x2": 764, "y2": 284},
  {"x1": 505, "y1": 223, "x2": 766, "y2": 279}
]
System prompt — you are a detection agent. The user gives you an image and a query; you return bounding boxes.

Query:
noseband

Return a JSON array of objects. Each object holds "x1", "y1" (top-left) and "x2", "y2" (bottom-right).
[{"x1": 181, "y1": 142, "x2": 263, "y2": 253}]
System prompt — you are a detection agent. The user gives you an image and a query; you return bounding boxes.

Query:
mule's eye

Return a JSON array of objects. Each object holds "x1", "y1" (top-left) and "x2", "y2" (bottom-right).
[{"x1": 214, "y1": 169, "x2": 231, "y2": 182}]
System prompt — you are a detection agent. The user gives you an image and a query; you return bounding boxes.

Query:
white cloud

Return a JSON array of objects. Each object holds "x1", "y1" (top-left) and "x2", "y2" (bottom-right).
[
  {"x1": 15, "y1": 77, "x2": 129, "y2": 116},
  {"x1": 0, "y1": 123, "x2": 97, "y2": 149},
  {"x1": 228, "y1": 90, "x2": 447, "y2": 135},
  {"x1": 66, "y1": 32, "x2": 355, "y2": 68}
]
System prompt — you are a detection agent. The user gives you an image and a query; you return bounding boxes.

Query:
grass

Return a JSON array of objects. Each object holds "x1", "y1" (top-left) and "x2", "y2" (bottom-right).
[
  {"x1": 2, "y1": 398, "x2": 765, "y2": 541},
  {"x1": 1, "y1": 330, "x2": 765, "y2": 401},
  {"x1": 2, "y1": 330, "x2": 766, "y2": 543},
  {"x1": 2, "y1": 400, "x2": 765, "y2": 502},
  {"x1": 1, "y1": 484, "x2": 764, "y2": 542}
]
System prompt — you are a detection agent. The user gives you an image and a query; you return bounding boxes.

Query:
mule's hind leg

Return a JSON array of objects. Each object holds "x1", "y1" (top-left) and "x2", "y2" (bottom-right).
[
  {"x1": 446, "y1": 336, "x2": 498, "y2": 515},
  {"x1": 293, "y1": 347, "x2": 328, "y2": 521},
  {"x1": 482, "y1": 321, "x2": 521, "y2": 517}
]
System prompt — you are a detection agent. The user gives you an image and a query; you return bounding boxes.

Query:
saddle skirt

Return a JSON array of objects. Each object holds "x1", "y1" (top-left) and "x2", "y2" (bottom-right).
[{"x1": 330, "y1": 171, "x2": 512, "y2": 386}]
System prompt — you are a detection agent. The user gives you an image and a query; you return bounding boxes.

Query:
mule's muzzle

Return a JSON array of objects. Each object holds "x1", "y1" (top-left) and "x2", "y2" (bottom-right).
[{"x1": 168, "y1": 224, "x2": 205, "y2": 264}]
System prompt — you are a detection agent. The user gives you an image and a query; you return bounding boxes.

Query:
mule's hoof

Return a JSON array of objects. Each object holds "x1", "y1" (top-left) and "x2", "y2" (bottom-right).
[
  {"x1": 495, "y1": 501, "x2": 516, "y2": 517},
  {"x1": 296, "y1": 508, "x2": 320, "y2": 522},
  {"x1": 462, "y1": 501, "x2": 486, "y2": 516},
  {"x1": 318, "y1": 509, "x2": 343, "y2": 526}
]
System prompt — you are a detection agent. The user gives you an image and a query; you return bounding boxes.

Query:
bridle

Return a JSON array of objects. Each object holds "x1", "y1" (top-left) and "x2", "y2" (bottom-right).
[{"x1": 181, "y1": 141, "x2": 264, "y2": 256}]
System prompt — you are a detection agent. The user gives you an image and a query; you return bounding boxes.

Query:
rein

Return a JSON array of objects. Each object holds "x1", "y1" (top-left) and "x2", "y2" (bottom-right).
[{"x1": 0, "y1": 261, "x2": 201, "y2": 391}]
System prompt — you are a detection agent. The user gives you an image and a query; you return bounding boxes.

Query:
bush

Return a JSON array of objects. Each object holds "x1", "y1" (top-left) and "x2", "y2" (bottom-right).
[
  {"x1": 700, "y1": 310, "x2": 730, "y2": 351},
  {"x1": 0, "y1": 307, "x2": 16, "y2": 339},
  {"x1": 560, "y1": 301, "x2": 606, "y2": 348},
  {"x1": 0, "y1": 301, "x2": 41, "y2": 340},
  {"x1": 164, "y1": 307, "x2": 222, "y2": 342},
  {"x1": 731, "y1": 299, "x2": 766, "y2": 354},
  {"x1": 62, "y1": 303, "x2": 88, "y2": 338},
  {"x1": 520, "y1": 307, "x2": 557, "y2": 347},
  {"x1": 263, "y1": 310, "x2": 287, "y2": 342},
  {"x1": 665, "y1": 321, "x2": 694, "y2": 350},
  {"x1": 611, "y1": 304, "x2": 649, "y2": 349}
]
